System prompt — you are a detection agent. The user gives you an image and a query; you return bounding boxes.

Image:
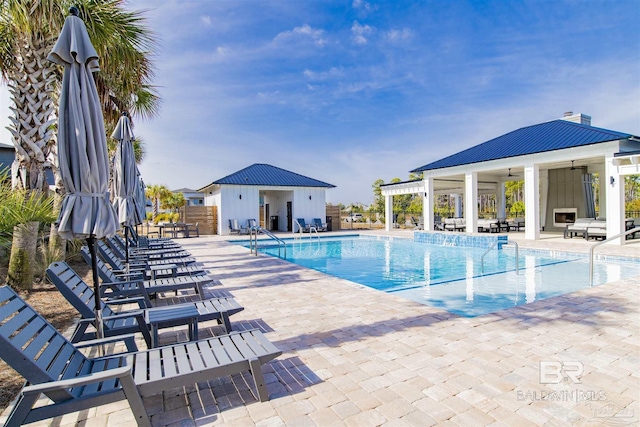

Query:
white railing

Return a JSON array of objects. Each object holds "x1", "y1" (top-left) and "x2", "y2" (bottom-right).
[
  {"x1": 249, "y1": 226, "x2": 286, "y2": 258},
  {"x1": 481, "y1": 240, "x2": 519, "y2": 275}
]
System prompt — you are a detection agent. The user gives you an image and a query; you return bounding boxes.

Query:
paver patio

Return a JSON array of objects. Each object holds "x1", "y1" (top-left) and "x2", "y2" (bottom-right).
[{"x1": 3, "y1": 231, "x2": 638, "y2": 426}]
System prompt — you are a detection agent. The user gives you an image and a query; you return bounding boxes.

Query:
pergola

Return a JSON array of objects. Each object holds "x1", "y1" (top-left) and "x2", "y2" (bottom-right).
[{"x1": 381, "y1": 114, "x2": 640, "y2": 245}]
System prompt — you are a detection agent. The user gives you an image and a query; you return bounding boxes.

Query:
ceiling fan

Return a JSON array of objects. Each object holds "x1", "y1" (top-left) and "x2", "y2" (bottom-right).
[{"x1": 506, "y1": 168, "x2": 521, "y2": 178}]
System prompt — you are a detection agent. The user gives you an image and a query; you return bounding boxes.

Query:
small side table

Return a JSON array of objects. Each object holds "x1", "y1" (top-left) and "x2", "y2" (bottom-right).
[
  {"x1": 146, "y1": 305, "x2": 199, "y2": 348},
  {"x1": 148, "y1": 263, "x2": 178, "y2": 279}
]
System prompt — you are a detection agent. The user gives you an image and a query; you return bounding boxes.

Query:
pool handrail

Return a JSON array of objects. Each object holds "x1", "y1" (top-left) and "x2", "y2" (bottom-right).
[
  {"x1": 481, "y1": 240, "x2": 519, "y2": 275},
  {"x1": 589, "y1": 226, "x2": 640, "y2": 287},
  {"x1": 293, "y1": 219, "x2": 319, "y2": 240},
  {"x1": 249, "y1": 226, "x2": 286, "y2": 259}
]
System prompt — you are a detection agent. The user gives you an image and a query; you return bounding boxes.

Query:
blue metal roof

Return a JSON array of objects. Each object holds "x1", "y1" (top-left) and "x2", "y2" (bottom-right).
[
  {"x1": 207, "y1": 163, "x2": 335, "y2": 188},
  {"x1": 412, "y1": 120, "x2": 634, "y2": 172}
]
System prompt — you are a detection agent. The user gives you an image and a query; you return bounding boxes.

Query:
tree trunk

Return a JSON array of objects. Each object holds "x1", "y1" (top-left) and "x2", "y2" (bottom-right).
[
  {"x1": 152, "y1": 198, "x2": 158, "y2": 222},
  {"x1": 48, "y1": 190, "x2": 66, "y2": 261},
  {"x1": 7, "y1": 221, "x2": 39, "y2": 290},
  {"x1": 6, "y1": 33, "x2": 57, "y2": 290}
]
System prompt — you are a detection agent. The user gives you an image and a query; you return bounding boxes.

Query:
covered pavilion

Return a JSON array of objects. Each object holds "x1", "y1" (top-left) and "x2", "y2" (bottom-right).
[{"x1": 381, "y1": 113, "x2": 640, "y2": 245}]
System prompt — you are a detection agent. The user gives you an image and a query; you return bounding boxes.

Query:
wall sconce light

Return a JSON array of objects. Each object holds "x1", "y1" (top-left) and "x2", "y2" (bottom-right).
[
  {"x1": 239, "y1": 194, "x2": 242, "y2": 199},
  {"x1": 609, "y1": 176, "x2": 615, "y2": 185},
  {"x1": 309, "y1": 195, "x2": 312, "y2": 200}
]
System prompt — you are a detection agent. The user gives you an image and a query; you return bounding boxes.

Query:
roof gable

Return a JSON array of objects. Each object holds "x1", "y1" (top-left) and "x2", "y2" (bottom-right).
[
  {"x1": 412, "y1": 120, "x2": 633, "y2": 172},
  {"x1": 208, "y1": 163, "x2": 335, "y2": 188}
]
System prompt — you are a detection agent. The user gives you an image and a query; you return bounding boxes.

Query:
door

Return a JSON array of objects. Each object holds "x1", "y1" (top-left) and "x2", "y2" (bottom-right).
[
  {"x1": 265, "y1": 204, "x2": 270, "y2": 230},
  {"x1": 287, "y1": 201, "x2": 292, "y2": 232}
]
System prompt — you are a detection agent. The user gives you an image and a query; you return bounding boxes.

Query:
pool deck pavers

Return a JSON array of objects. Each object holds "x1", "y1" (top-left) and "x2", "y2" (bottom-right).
[{"x1": 4, "y1": 230, "x2": 638, "y2": 426}]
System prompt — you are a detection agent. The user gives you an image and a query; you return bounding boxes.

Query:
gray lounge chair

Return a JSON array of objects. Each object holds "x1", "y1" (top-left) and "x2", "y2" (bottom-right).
[
  {"x1": 85, "y1": 245, "x2": 205, "y2": 281},
  {"x1": 0, "y1": 285, "x2": 281, "y2": 426},
  {"x1": 46, "y1": 262, "x2": 244, "y2": 346},
  {"x1": 107, "y1": 236, "x2": 193, "y2": 261},
  {"x1": 98, "y1": 240, "x2": 197, "y2": 268},
  {"x1": 312, "y1": 218, "x2": 327, "y2": 231},
  {"x1": 229, "y1": 219, "x2": 248, "y2": 234},
  {"x1": 80, "y1": 247, "x2": 210, "y2": 304}
]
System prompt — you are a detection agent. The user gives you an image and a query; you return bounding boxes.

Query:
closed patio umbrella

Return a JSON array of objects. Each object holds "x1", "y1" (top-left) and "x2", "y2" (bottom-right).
[
  {"x1": 111, "y1": 112, "x2": 142, "y2": 262},
  {"x1": 48, "y1": 7, "x2": 119, "y2": 342},
  {"x1": 136, "y1": 172, "x2": 148, "y2": 234}
]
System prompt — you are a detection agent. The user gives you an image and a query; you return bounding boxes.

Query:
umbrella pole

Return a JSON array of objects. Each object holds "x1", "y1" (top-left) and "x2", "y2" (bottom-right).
[
  {"x1": 87, "y1": 236, "x2": 104, "y2": 356},
  {"x1": 125, "y1": 226, "x2": 129, "y2": 266}
]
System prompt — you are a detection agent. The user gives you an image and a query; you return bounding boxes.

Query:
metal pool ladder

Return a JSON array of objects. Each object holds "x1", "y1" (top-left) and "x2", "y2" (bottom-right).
[
  {"x1": 589, "y1": 226, "x2": 639, "y2": 287},
  {"x1": 249, "y1": 226, "x2": 286, "y2": 258},
  {"x1": 481, "y1": 240, "x2": 519, "y2": 275},
  {"x1": 293, "y1": 219, "x2": 319, "y2": 240}
]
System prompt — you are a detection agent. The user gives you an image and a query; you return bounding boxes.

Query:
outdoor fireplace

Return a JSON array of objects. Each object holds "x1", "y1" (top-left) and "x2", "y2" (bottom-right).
[{"x1": 553, "y1": 208, "x2": 577, "y2": 227}]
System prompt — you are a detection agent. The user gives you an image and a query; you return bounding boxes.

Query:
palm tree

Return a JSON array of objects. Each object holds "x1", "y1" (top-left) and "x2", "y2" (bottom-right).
[
  {"x1": 0, "y1": 173, "x2": 56, "y2": 290},
  {"x1": 146, "y1": 184, "x2": 171, "y2": 223},
  {"x1": 0, "y1": 0, "x2": 159, "y2": 289}
]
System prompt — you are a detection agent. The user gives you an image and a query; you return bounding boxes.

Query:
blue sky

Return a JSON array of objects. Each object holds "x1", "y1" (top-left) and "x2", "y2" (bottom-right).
[{"x1": 1, "y1": 0, "x2": 639, "y2": 204}]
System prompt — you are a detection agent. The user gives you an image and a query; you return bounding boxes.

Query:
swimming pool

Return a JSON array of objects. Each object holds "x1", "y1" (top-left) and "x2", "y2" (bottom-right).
[{"x1": 234, "y1": 235, "x2": 640, "y2": 317}]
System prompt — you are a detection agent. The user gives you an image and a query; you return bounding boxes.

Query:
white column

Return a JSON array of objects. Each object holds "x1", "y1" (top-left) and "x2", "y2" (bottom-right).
[
  {"x1": 498, "y1": 182, "x2": 506, "y2": 219},
  {"x1": 423, "y1": 178, "x2": 434, "y2": 231},
  {"x1": 539, "y1": 169, "x2": 549, "y2": 231},
  {"x1": 385, "y1": 194, "x2": 393, "y2": 232},
  {"x1": 453, "y1": 194, "x2": 462, "y2": 218},
  {"x1": 464, "y1": 172, "x2": 478, "y2": 233},
  {"x1": 605, "y1": 159, "x2": 623, "y2": 244},
  {"x1": 592, "y1": 165, "x2": 607, "y2": 218},
  {"x1": 524, "y1": 163, "x2": 540, "y2": 240}
]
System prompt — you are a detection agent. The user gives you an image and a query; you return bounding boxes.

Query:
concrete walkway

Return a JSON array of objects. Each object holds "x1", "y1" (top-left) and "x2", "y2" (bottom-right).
[{"x1": 5, "y1": 231, "x2": 639, "y2": 426}]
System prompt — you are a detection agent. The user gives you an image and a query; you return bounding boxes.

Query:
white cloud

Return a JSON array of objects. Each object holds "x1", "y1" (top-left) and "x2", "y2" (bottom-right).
[
  {"x1": 200, "y1": 15, "x2": 211, "y2": 26},
  {"x1": 385, "y1": 28, "x2": 413, "y2": 43},
  {"x1": 351, "y1": 21, "x2": 374, "y2": 45},
  {"x1": 352, "y1": 0, "x2": 375, "y2": 13},
  {"x1": 303, "y1": 67, "x2": 344, "y2": 81},
  {"x1": 273, "y1": 24, "x2": 327, "y2": 47}
]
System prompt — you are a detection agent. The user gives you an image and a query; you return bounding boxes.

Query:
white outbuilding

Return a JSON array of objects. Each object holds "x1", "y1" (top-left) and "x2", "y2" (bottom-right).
[{"x1": 199, "y1": 163, "x2": 336, "y2": 235}]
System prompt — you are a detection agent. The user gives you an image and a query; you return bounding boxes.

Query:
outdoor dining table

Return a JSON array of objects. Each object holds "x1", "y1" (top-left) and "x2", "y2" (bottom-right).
[{"x1": 156, "y1": 222, "x2": 194, "y2": 238}]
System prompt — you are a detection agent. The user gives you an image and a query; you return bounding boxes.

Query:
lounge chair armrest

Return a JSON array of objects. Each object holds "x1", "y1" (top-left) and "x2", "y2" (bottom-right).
[
  {"x1": 105, "y1": 296, "x2": 146, "y2": 309},
  {"x1": 103, "y1": 310, "x2": 145, "y2": 321},
  {"x1": 20, "y1": 366, "x2": 133, "y2": 396},
  {"x1": 100, "y1": 279, "x2": 143, "y2": 287},
  {"x1": 112, "y1": 269, "x2": 145, "y2": 280},
  {"x1": 74, "y1": 333, "x2": 139, "y2": 352}
]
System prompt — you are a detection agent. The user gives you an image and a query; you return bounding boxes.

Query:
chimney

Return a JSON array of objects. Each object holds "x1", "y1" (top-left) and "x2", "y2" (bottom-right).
[{"x1": 561, "y1": 112, "x2": 591, "y2": 126}]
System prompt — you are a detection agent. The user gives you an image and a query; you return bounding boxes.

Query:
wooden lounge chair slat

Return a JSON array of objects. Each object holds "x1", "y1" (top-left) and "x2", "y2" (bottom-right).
[
  {"x1": 64, "y1": 351, "x2": 89, "y2": 380},
  {"x1": 34, "y1": 334, "x2": 67, "y2": 372},
  {"x1": 2, "y1": 302, "x2": 40, "y2": 339},
  {"x1": 229, "y1": 332, "x2": 258, "y2": 359},
  {"x1": 174, "y1": 344, "x2": 191, "y2": 373},
  {"x1": 12, "y1": 316, "x2": 47, "y2": 349},
  {"x1": 22, "y1": 326, "x2": 57, "y2": 361},
  {"x1": 48, "y1": 342, "x2": 78, "y2": 378},
  {"x1": 185, "y1": 342, "x2": 206, "y2": 372},
  {"x1": 217, "y1": 334, "x2": 244, "y2": 363}
]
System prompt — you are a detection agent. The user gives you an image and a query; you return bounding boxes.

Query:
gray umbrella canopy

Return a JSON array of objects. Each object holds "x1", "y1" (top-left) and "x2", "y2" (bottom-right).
[
  {"x1": 48, "y1": 10, "x2": 118, "y2": 344},
  {"x1": 48, "y1": 12, "x2": 119, "y2": 240},
  {"x1": 136, "y1": 172, "x2": 147, "y2": 222},
  {"x1": 111, "y1": 113, "x2": 143, "y2": 227}
]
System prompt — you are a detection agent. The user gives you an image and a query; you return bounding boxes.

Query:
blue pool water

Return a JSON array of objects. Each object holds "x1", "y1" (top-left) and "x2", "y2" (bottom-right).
[{"x1": 233, "y1": 235, "x2": 640, "y2": 317}]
